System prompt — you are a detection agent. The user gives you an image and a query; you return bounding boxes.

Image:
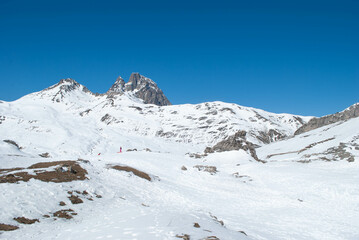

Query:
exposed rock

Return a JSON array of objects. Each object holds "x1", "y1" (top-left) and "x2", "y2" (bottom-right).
[
  {"x1": 324, "y1": 143, "x2": 356, "y2": 162},
  {"x1": 176, "y1": 234, "x2": 190, "y2": 240},
  {"x1": 209, "y1": 213, "x2": 224, "y2": 226},
  {"x1": 0, "y1": 161, "x2": 88, "y2": 184},
  {"x1": 193, "y1": 222, "x2": 200, "y2": 228},
  {"x1": 0, "y1": 223, "x2": 19, "y2": 231},
  {"x1": 109, "y1": 164, "x2": 152, "y2": 181},
  {"x1": 256, "y1": 129, "x2": 286, "y2": 144},
  {"x1": 13, "y1": 217, "x2": 39, "y2": 225},
  {"x1": 59, "y1": 201, "x2": 66, "y2": 206},
  {"x1": 53, "y1": 209, "x2": 76, "y2": 219},
  {"x1": 238, "y1": 230, "x2": 247, "y2": 235},
  {"x1": 106, "y1": 73, "x2": 171, "y2": 106},
  {"x1": 295, "y1": 103, "x2": 359, "y2": 135},
  {"x1": 126, "y1": 148, "x2": 138, "y2": 152},
  {"x1": 106, "y1": 76, "x2": 125, "y2": 96},
  {"x1": 181, "y1": 166, "x2": 187, "y2": 171},
  {"x1": 39, "y1": 152, "x2": 50, "y2": 158},
  {"x1": 44, "y1": 78, "x2": 95, "y2": 102},
  {"x1": 68, "y1": 195, "x2": 83, "y2": 204},
  {"x1": 204, "y1": 130, "x2": 265, "y2": 163},
  {"x1": 203, "y1": 237, "x2": 220, "y2": 240},
  {"x1": 3, "y1": 139, "x2": 21, "y2": 150},
  {"x1": 193, "y1": 165, "x2": 217, "y2": 175}
]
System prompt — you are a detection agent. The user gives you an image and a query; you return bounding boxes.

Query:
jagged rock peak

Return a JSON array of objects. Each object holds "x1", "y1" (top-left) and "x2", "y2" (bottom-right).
[
  {"x1": 295, "y1": 102, "x2": 359, "y2": 135},
  {"x1": 107, "y1": 76, "x2": 125, "y2": 95},
  {"x1": 125, "y1": 73, "x2": 156, "y2": 92},
  {"x1": 107, "y1": 73, "x2": 171, "y2": 106}
]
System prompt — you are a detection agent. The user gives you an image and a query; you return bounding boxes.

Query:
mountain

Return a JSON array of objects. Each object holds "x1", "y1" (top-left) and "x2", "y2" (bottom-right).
[
  {"x1": 0, "y1": 76, "x2": 358, "y2": 240},
  {"x1": 0, "y1": 76, "x2": 311, "y2": 159},
  {"x1": 107, "y1": 73, "x2": 171, "y2": 106}
]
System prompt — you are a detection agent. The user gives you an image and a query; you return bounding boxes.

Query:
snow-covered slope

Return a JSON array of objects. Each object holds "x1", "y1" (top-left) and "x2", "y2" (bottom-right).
[
  {"x1": 0, "y1": 77, "x2": 358, "y2": 240},
  {"x1": 258, "y1": 115, "x2": 359, "y2": 163},
  {"x1": 0, "y1": 78, "x2": 311, "y2": 160}
]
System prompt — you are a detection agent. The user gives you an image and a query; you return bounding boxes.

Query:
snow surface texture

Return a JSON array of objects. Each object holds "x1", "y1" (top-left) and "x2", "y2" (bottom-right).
[{"x1": 0, "y1": 79, "x2": 358, "y2": 240}]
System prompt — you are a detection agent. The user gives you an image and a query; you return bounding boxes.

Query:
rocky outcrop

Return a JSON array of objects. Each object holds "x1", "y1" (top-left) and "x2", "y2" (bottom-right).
[
  {"x1": 107, "y1": 73, "x2": 171, "y2": 106},
  {"x1": 106, "y1": 76, "x2": 125, "y2": 96},
  {"x1": 204, "y1": 130, "x2": 265, "y2": 163},
  {"x1": 256, "y1": 129, "x2": 286, "y2": 144},
  {"x1": 295, "y1": 103, "x2": 359, "y2": 135}
]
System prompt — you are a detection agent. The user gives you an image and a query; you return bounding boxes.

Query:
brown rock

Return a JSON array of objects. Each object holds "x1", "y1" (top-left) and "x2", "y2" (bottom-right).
[
  {"x1": 13, "y1": 217, "x2": 39, "y2": 225},
  {"x1": 68, "y1": 195, "x2": 83, "y2": 204},
  {"x1": 0, "y1": 223, "x2": 19, "y2": 231}
]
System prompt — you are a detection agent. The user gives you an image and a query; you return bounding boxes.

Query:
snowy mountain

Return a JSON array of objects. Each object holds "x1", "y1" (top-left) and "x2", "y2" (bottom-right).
[{"x1": 0, "y1": 75, "x2": 358, "y2": 240}]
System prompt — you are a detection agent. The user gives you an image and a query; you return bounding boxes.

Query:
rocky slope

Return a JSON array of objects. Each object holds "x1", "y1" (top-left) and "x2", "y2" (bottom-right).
[{"x1": 295, "y1": 103, "x2": 359, "y2": 135}]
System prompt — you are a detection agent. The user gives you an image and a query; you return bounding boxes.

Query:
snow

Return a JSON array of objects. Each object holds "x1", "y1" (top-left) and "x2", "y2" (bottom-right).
[{"x1": 0, "y1": 81, "x2": 358, "y2": 239}]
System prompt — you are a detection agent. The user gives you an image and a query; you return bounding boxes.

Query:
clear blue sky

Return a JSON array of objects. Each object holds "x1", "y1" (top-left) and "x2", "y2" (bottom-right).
[{"x1": 0, "y1": 0, "x2": 358, "y2": 116}]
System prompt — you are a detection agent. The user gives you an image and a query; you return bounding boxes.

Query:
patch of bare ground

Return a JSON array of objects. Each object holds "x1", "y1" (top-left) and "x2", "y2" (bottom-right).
[
  {"x1": 53, "y1": 209, "x2": 77, "y2": 219},
  {"x1": 0, "y1": 160, "x2": 87, "y2": 184},
  {"x1": 176, "y1": 234, "x2": 190, "y2": 240},
  {"x1": 109, "y1": 165, "x2": 152, "y2": 181},
  {"x1": 193, "y1": 165, "x2": 217, "y2": 175},
  {"x1": 13, "y1": 217, "x2": 39, "y2": 224},
  {"x1": 0, "y1": 223, "x2": 19, "y2": 231},
  {"x1": 193, "y1": 223, "x2": 200, "y2": 228},
  {"x1": 68, "y1": 195, "x2": 83, "y2": 204}
]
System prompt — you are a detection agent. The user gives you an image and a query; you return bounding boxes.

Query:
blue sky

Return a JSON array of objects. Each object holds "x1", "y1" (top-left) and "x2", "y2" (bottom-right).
[{"x1": 0, "y1": 0, "x2": 358, "y2": 116}]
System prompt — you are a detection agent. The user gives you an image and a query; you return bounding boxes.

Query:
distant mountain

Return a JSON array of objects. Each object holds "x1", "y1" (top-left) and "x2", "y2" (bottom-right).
[
  {"x1": 107, "y1": 73, "x2": 171, "y2": 106},
  {"x1": 41, "y1": 73, "x2": 171, "y2": 106}
]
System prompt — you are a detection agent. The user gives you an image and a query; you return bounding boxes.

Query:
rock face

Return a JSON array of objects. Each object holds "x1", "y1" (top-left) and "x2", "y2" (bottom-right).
[
  {"x1": 204, "y1": 130, "x2": 265, "y2": 163},
  {"x1": 107, "y1": 73, "x2": 171, "y2": 106},
  {"x1": 106, "y1": 76, "x2": 125, "y2": 96},
  {"x1": 295, "y1": 103, "x2": 359, "y2": 135}
]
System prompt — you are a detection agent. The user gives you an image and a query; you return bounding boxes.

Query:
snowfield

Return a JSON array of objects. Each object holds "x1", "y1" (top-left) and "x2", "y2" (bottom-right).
[{"x1": 0, "y1": 79, "x2": 358, "y2": 240}]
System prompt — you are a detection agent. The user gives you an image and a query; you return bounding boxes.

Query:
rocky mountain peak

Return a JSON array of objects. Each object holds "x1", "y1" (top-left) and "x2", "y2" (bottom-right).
[
  {"x1": 108, "y1": 73, "x2": 171, "y2": 106},
  {"x1": 106, "y1": 76, "x2": 125, "y2": 95}
]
